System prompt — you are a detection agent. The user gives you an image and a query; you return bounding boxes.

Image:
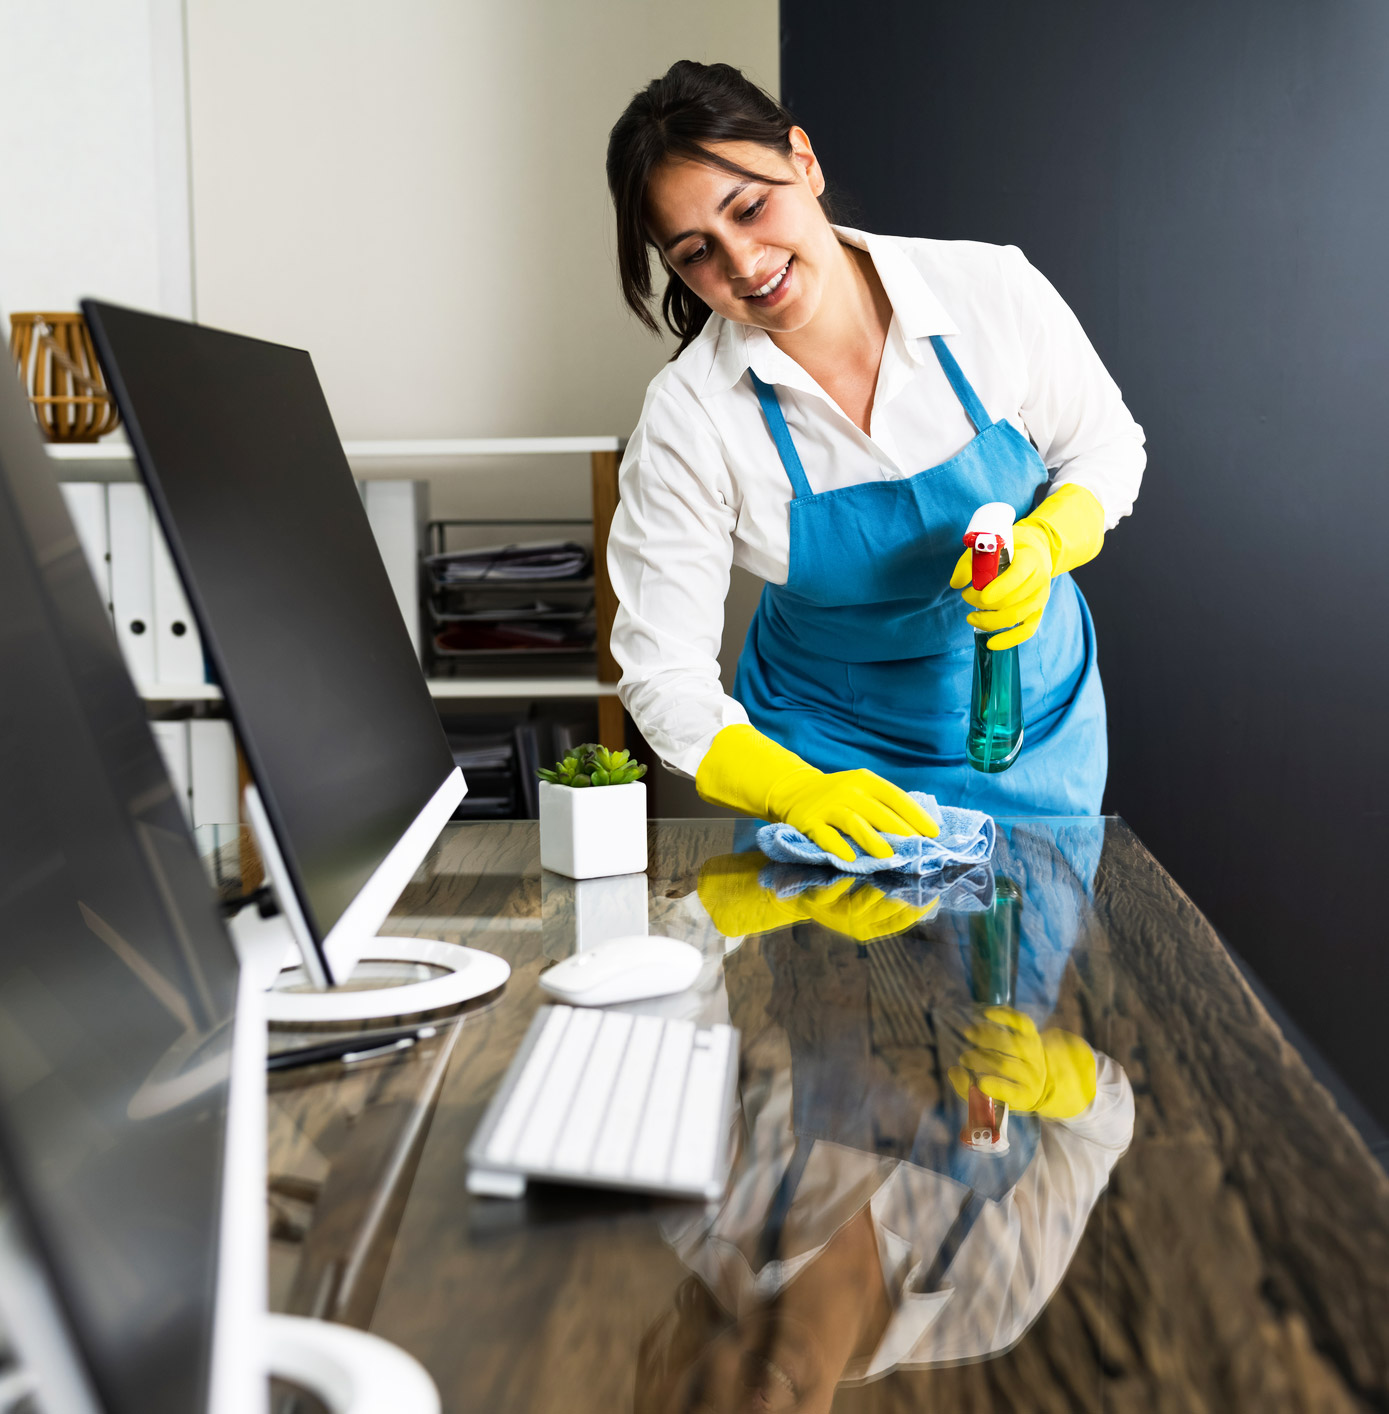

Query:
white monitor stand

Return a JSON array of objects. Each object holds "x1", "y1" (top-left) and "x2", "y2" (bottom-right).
[{"x1": 242, "y1": 772, "x2": 510, "y2": 1022}]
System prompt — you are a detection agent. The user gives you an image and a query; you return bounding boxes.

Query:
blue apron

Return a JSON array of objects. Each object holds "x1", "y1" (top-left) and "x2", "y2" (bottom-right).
[{"x1": 732, "y1": 335, "x2": 1106, "y2": 816}]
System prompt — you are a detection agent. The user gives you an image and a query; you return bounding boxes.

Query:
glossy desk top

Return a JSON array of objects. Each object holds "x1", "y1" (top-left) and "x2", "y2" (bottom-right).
[{"x1": 266, "y1": 818, "x2": 1389, "y2": 1412}]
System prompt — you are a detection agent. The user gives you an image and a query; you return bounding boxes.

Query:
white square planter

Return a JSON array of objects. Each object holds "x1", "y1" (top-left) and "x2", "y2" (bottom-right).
[{"x1": 538, "y1": 780, "x2": 647, "y2": 879}]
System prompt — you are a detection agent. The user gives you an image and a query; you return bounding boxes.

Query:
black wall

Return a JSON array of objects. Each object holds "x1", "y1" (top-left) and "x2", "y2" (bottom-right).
[{"x1": 783, "y1": 0, "x2": 1389, "y2": 1127}]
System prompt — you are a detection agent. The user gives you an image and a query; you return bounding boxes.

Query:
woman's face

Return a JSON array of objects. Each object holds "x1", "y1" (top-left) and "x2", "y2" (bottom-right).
[{"x1": 645, "y1": 129, "x2": 841, "y2": 336}]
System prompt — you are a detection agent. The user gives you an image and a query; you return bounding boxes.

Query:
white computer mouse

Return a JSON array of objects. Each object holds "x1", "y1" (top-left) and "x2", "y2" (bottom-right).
[{"x1": 538, "y1": 935, "x2": 703, "y2": 1007}]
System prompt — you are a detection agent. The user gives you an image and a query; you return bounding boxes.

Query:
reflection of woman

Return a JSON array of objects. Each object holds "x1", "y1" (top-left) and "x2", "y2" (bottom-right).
[
  {"x1": 605, "y1": 62, "x2": 1144, "y2": 856},
  {"x1": 642, "y1": 818, "x2": 1132, "y2": 1410},
  {"x1": 635, "y1": 1020, "x2": 1134, "y2": 1409}
]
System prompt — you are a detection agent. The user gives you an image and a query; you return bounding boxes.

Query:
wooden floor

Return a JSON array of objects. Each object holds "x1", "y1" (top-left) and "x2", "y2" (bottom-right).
[{"x1": 266, "y1": 818, "x2": 1389, "y2": 1412}]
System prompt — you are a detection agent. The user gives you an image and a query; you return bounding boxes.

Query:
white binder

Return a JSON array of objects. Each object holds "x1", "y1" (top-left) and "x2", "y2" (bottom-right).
[
  {"x1": 59, "y1": 483, "x2": 112, "y2": 618},
  {"x1": 360, "y1": 480, "x2": 427, "y2": 658},
  {"x1": 107, "y1": 483, "x2": 156, "y2": 685},
  {"x1": 189, "y1": 719, "x2": 239, "y2": 828},
  {"x1": 151, "y1": 518, "x2": 205, "y2": 685},
  {"x1": 150, "y1": 720, "x2": 193, "y2": 824}
]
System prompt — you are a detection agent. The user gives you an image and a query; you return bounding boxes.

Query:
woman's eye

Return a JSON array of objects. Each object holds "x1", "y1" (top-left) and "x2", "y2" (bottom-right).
[
  {"x1": 682, "y1": 244, "x2": 709, "y2": 266},
  {"x1": 738, "y1": 197, "x2": 767, "y2": 222}
]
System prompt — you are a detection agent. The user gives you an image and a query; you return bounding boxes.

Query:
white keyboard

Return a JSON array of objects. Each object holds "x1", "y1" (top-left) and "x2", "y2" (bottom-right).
[{"x1": 466, "y1": 1005, "x2": 740, "y2": 1201}]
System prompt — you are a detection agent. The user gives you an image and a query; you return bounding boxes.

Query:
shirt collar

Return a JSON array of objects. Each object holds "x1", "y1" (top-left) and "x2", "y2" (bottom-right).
[{"x1": 702, "y1": 226, "x2": 960, "y2": 395}]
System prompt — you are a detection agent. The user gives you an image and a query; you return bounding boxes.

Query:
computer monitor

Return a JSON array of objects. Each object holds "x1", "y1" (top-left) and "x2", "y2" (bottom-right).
[
  {"x1": 0, "y1": 344, "x2": 439, "y2": 1414},
  {"x1": 83, "y1": 301, "x2": 509, "y2": 1020},
  {"x1": 0, "y1": 334, "x2": 261, "y2": 1414}
]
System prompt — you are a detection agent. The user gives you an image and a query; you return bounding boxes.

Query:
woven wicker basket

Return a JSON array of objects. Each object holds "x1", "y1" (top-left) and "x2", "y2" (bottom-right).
[{"x1": 8, "y1": 311, "x2": 121, "y2": 442}]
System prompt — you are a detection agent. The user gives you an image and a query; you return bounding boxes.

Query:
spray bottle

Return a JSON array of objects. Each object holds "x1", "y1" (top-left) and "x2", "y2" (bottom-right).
[{"x1": 962, "y1": 503, "x2": 1024, "y2": 774}]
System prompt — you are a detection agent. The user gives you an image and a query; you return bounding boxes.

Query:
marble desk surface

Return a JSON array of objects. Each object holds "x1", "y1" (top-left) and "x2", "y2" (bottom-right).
[{"x1": 265, "y1": 817, "x2": 1389, "y2": 1413}]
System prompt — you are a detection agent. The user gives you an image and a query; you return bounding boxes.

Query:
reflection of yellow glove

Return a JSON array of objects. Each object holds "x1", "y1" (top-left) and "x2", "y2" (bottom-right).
[
  {"x1": 798, "y1": 875, "x2": 938, "y2": 941},
  {"x1": 695, "y1": 724, "x2": 938, "y2": 865},
  {"x1": 947, "y1": 1006, "x2": 1097, "y2": 1119},
  {"x1": 949, "y1": 484, "x2": 1105, "y2": 650},
  {"x1": 697, "y1": 852, "x2": 937, "y2": 943},
  {"x1": 696, "y1": 853, "x2": 802, "y2": 936}
]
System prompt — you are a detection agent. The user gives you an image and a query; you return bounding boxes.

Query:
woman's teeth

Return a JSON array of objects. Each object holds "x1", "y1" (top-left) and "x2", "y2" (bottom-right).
[
  {"x1": 763, "y1": 1357, "x2": 797, "y2": 1396},
  {"x1": 744, "y1": 1350, "x2": 799, "y2": 1403},
  {"x1": 748, "y1": 261, "x2": 790, "y2": 298}
]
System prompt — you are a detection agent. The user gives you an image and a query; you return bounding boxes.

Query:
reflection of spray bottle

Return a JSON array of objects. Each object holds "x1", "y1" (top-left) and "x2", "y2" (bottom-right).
[
  {"x1": 959, "y1": 876, "x2": 1022, "y2": 1155},
  {"x1": 962, "y1": 1084, "x2": 1009, "y2": 1153},
  {"x1": 968, "y1": 876, "x2": 1020, "y2": 1007},
  {"x1": 963, "y1": 503, "x2": 1024, "y2": 774}
]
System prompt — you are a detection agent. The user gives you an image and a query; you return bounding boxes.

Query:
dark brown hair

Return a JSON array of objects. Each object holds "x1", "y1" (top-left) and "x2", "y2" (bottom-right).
[{"x1": 606, "y1": 61, "x2": 818, "y2": 356}]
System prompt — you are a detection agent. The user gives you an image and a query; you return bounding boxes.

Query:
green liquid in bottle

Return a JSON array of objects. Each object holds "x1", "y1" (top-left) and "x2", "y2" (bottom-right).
[{"x1": 966, "y1": 629, "x2": 1023, "y2": 773}]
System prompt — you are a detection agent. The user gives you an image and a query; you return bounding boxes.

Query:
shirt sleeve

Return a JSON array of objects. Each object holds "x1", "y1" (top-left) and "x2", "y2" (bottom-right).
[
  {"x1": 607, "y1": 384, "x2": 750, "y2": 778},
  {"x1": 876, "y1": 1053, "x2": 1135, "y2": 1373},
  {"x1": 1005, "y1": 246, "x2": 1147, "y2": 528}
]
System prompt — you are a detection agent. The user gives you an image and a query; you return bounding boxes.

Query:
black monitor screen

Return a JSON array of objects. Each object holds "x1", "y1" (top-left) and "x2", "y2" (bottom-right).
[
  {"x1": 84, "y1": 302, "x2": 456, "y2": 946},
  {"x1": 0, "y1": 348, "x2": 238, "y2": 1412}
]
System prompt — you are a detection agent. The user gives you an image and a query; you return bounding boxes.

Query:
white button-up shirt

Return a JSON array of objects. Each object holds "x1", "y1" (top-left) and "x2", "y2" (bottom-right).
[{"x1": 607, "y1": 228, "x2": 1147, "y2": 778}]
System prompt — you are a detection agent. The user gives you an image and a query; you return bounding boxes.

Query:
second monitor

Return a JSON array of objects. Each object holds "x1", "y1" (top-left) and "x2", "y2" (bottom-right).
[{"x1": 84, "y1": 300, "x2": 509, "y2": 1020}]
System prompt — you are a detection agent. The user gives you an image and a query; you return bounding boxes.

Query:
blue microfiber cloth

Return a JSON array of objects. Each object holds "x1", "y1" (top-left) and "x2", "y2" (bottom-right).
[
  {"x1": 755, "y1": 793, "x2": 995, "y2": 875},
  {"x1": 757, "y1": 859, "x2": 996, "y2": 913}
]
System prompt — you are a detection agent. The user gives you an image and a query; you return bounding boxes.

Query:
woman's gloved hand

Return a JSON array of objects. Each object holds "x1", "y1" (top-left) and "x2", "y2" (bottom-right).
[
  {"x1": 947, "y1": 1005, "x2": 1097, "y2": 1119},
  {"x1": 695, "y1": 723, "x2": 938, "y2": 865},
  {"x1": 697, "y1": 851, "x2": 937, "y2": 943},
  {"x1": 949, "y1": 483, "x2": 1105, "y2": 650}
]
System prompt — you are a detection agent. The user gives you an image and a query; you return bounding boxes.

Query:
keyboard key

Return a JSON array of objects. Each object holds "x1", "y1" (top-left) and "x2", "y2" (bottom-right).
[
  {"x1": 514, "y1": 1006, "x2": 602, "y2": 1168},
  {"x1": 628, "y1": 1019, "x2": 696, "y2": 1183},
  {"x1": 669, "y1": 1026, "x2": 734, "y2": 1189},
  {"x1": 589, "y1": 1014, "x2": 665, "y2": 1179},
  {"x1": 485, "y1": 1006, "x2": 571, "y2": 1164},
  {"x1": 552, "y1": 1011, "x2": 634, "y2": 1172}
]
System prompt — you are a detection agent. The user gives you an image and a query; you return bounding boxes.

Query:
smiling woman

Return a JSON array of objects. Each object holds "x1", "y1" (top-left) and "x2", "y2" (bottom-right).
[
  {"x1": 605, "y1": 61, "x2": 836, "y2": 355},
  {"x1": 602, "y1": 61, "x2": 1146, "y2": 837}
]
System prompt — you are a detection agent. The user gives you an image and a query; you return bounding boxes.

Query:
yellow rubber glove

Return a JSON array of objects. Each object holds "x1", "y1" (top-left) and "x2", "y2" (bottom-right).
[
  {"x1": 949, "y1": 484, "x2": 1106, "y2": 650},
  {"x1": 695, "y1": 723, "x2": 939, "y2": 865},
  {"x1": 947, "y1": 1006, "x2": 1097, "y2": 1119},
  {"x1": 697, "y1": 851, "x2": 938, "y2": 942}
]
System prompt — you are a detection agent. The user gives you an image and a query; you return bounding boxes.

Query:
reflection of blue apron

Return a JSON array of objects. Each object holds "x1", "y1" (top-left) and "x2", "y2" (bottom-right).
[
  {"x1": 764, "y1": 927, "x2": 1041, "y2": 1209},
  {"x1": 733, "y1": 336, "x2": 1107, "y2": 816}
]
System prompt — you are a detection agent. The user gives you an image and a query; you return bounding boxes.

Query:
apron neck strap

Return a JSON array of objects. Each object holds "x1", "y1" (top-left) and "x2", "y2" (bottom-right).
[
  {"x1": 752, "y1": 339, "x2": 992, "y2": 494},
  {"x1": 749, "y1": 371, "x2": 815, "y2": 500},
  {"x1": 928, "y1": 335, "x2": 993, "y2": 434}
]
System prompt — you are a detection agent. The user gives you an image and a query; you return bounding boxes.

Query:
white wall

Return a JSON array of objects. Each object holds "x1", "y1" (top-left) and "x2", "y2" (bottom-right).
[
  {"x1": 2, "y1": 0, "x2": 777, "y2": 456},
  {"x1": 0, "y1": 0, "x2": 192, "y2": 328},
  {"x1": 186, "y1": 0, "x2": 778, "y2": 447}
]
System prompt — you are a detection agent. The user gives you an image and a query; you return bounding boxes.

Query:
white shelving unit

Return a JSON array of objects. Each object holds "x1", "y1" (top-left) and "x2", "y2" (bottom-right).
[{"x1": 49, "y1": 437, "x2": 625, "y2": 704}]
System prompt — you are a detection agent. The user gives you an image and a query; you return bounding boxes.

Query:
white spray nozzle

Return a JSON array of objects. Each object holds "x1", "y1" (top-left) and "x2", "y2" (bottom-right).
[{"x1": 965, "y1": 502, "x2": 1016, "y2": 560}]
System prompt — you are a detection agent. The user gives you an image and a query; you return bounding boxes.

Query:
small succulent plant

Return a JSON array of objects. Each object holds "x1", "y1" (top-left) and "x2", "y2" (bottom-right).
[{"x1": 537, "y1": 743, "x2": 648, "y2": 788}]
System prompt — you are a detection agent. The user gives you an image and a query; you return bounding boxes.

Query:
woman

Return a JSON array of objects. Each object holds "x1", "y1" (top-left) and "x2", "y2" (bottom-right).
[{"x1": 605, "y1": 62, "x2": 1144, "y2": 861}]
